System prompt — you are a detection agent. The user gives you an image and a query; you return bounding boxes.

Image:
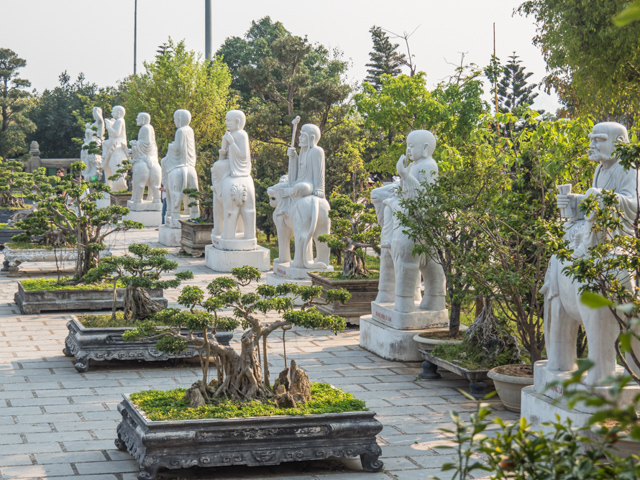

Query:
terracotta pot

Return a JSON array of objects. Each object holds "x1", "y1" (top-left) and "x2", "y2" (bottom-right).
[{"x1": 487, "y1": 364, "x2": 534, "y2": 413}]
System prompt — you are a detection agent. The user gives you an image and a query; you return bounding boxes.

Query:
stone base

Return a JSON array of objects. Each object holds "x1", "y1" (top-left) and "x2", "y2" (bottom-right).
[
  {"x1": 522, "y1": 360, "x2": 640, "y2": 432},
  {"x1": 211, "y1": 234, "x2": 257, "y2": 251},
  {"x1": 126, "y1": 209, "x2": 162, "y2": 227},
  {"x1": 158, "y1": 225, "x2": 182, "y2": 247},
  {"x1": 272, "y1": 261, "x2": 334, "y2": 280},
  {"x1": 370, "y1": 302, "x2": 448, "y2": 330},
  {"x1": 360, "y1": 315, "x2": 430, "y2": 362},
  {"x1": 127, "y1": 200, "x2": 162, "y2": 212},
  {"x1": 96, "y1": 197, "x2": 111, "y2": 209},
  {"x1": 204, "y1": 244, "x2": 270, "y2": 272}
]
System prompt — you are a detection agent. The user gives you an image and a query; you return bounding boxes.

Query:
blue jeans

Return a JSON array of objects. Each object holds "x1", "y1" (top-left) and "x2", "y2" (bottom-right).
[{"x1": 161, "y1": 198, "x2": 167, "y2": 224}]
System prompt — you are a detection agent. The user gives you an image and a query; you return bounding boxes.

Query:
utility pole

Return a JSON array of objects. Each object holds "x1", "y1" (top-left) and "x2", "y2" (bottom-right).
[
  {"x1": 133, "y1": 0, "x2": 138, "y2": 74},
  {"x1": 205, "y1": 0, "x2": 212, "y2": 61}
]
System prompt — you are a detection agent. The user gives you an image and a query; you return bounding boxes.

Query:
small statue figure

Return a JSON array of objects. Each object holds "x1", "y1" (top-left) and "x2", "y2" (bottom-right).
[
  {"x1": 161, "y1": 109, "x2": 199, "y2": 228},
  {"x1": 101, "y1": 105, "x2": 129, "y2": 191},
  {"x1": 80, "y1": 123, "x2": 102, "y2": 181},
  {"x1": 267, "y1": 118, "x2": 331, "y2": 269},
  {"x1": 129, "y1": 112, "x2": 162, "y2": 204},
  {"x1": 211, "y1": 110, "x2": 256, "y2": 240}
]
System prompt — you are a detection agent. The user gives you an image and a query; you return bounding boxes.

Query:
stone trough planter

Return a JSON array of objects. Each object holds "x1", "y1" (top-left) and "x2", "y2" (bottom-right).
[
  {"x1": 63, "y1": 316, "x2": 198, "y2": 372},
  {"x1": 308, "y1": 273, "x2": 378, "y2": 326},
  {"x1": 0, "y1": 227, "x2": 24, "y2": 245},
  {"x1": 2, "y1": 245, "x2": 111, "y2": 273},
  {"x1": 115, "y1": 394, "x2": 384, "y2": 480},
  {"x1": 14, "y1": 282, "x2": 166, "y2": 314},
  {"x1": 179, "y1": 219, "x2": 212, "y2": 257},
  {"x1": 418, "y1": 349, "x2": 493, "y2": 398}
]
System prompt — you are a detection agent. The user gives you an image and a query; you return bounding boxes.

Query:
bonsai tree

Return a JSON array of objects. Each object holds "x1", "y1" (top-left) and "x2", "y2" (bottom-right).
[
  {"x1": 183, "y1": 187, "x2": 212, "y2": 223},
  {"x1": 0, "y1": 157, "x2": 31, "y2": 208},
  {"x1": 21, "y1": 161, "x2": 143, "y2": 279},
  {"x1": 84, "y1": 243, "x2": 194, "y2": 321},
  {"x1": 319, "y1": 193, "x2": 380, "y2": 278},
  {"x1": 125, "y1": 266, "x2": 351, "y2": 405}
]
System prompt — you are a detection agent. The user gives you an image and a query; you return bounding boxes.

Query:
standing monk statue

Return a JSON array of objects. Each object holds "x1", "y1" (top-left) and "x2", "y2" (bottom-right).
[
  {"x1": 102, "y1": 105, "x2": 129, "y2": 191},
  {"x1": 161, "y1": 109, "x2": 199, "y2": 228}
]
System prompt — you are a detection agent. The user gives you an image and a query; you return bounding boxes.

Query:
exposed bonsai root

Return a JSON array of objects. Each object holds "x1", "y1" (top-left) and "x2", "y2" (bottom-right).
[
  {"x1": 343, "y1": 248, "x2": 368, "y2": 278},
  {"x1": 124, "y1": 286, "x2": 164, "y2": 321},
  {"x1": 465, "y1": 299, "x2": 520, "y2": 365}
]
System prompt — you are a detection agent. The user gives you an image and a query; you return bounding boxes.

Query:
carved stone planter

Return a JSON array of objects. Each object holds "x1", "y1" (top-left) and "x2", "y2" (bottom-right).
[
  {"x1": 418, "y1": 349, "x2": 493, "y2": 398},
  {"x1": 179, "y1": 220, "x2": 212, "y2": 257},
  {"x1": 0, "y1": 227, "x2": 23, "y2": 245},
  {"x1": 309, "y1": 273, "x2": 378, "y2": 326},
  {"x1": 2, "y1": 245, "x2": 111, "y2": 273},
  {"x1": 111, "y1": 192, "x2": 133, "y2": 207},
  {"x1": 63, "y1": 317, "x2": 197, "y2": 372},
  {"x1": 115, "y1": 394, "x2": 384, "y2": 480},
  {"x1": 14, "y1": 282, "x2": 166, "y2": 315}
]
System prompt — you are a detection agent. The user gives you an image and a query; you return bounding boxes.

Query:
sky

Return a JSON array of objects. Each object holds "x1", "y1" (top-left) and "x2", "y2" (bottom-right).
[{"x1": 1, "y1": 0, "x2": 561, "y2": 112}]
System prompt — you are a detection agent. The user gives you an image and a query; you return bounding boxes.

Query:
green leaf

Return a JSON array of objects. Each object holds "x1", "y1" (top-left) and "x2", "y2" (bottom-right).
[
  {"x1": 613, "y1": 0, "x2": 640, "y2": 26},
  {"x1": 579, "y1": 291, "x2": 613, "y2": 309}
]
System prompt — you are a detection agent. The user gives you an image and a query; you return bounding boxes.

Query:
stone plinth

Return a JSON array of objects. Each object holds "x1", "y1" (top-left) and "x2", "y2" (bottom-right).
[
  {"x1": 204, "y1": 244, "x2": 270, "y2": 272},
  {"x1": 127, "y1": 200, "x2": 162, "y2": 212},
  {"x1": 360, "y1": 304, "x2": 449, "y2": 362},
  {"x1": 126, "y1": 202, "x2": 162, "y2": 227},
  {"x1": 521, "y1": 360, "x2": 640, "y2": 432},
  {"x1": 96, "y1": 197, "x2": 111, "y2": 209},
  {"x1": 211, "y1": 234, "x2": 256, "y2": 251},
  {"x1": 158, "y1": 225, "x2": 182, "y2": 247}
]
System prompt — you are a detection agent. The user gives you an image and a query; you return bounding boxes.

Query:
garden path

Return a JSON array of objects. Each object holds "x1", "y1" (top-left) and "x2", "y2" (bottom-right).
[{"x1": 0, "y1": 228, "x2": 516, "y2": 480}]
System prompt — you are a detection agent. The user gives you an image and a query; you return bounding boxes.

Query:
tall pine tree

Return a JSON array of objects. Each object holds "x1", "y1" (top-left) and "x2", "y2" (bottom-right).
[
  {"x1": 497, "y1": 53, "x2": 538, "y2": 113},
  {"x1": 365, "y1": 26, "x2": 406, "y2": 90}
]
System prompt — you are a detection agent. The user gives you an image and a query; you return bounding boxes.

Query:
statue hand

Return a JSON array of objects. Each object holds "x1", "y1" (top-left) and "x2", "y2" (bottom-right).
[
  {"x1": 218, "y1": 148, "x2": 227, "y2": 158},
  {"x1": 223, "y1": 131, "x2": 234, "y2": 145},
  {"x1": 287, "y1": 147, "x2": 296, "y2": 157},
  {"x1": 557, "y1": 194, "x2": 570, "y2": 210},
  {"x1": 585, "y1": 187, "x2": 602, "y2": 198}
]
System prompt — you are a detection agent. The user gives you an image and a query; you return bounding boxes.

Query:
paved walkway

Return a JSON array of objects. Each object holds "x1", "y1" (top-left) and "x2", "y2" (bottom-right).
[{"x1": 0, "y1": 228, "x2": 516, "y2": 480}]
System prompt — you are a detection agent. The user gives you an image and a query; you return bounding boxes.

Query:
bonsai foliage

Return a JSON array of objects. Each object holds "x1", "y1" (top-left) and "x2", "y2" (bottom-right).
[
  {"x1": 318, "y1": 193, "x2": 380, "y2": 278},
  {"x1": 21, "y1": 161, "x2": 143, "y2": 279},
  {"x1": 125, "y1": 266, "x2": 350, "y2": 405},
  {"x1": 0, "y1": 157, "x2": 30, "y2": 208},
  {"x1": 84, "y1": 243, "x2": 193, "y2": 321},
  {"x1": 182, "y1": 187, "x2": 212, "y2": 223}
]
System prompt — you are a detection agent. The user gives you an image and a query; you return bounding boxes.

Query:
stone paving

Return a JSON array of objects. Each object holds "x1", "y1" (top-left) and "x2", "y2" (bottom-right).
[{"x1": 0, "y1": 228, "x2": 517, "y2": 480}]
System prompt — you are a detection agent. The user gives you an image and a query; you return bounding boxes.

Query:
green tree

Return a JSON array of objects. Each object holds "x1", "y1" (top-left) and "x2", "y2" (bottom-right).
[
  {"x1": 0, "y1": 157, "x2": 31, "y2": 207},
  {"x1": 28, "y1": 72, "x2": 98, "y2": 158},
  {"x1": 125, "y1": 38, "x2": 234, "y2": 190},
  {"x1": 518, "y1": 0, "x2": 640, "y2": 121},
  {"x1": 497, "y1": 53, "x2": 538, "y2": 114},
  {"x1": 364, "y1": 26, "x2": 406, "y2": 90},
  {"x1": 0, "y1": 48, "x2": 35, "y2": 158}
]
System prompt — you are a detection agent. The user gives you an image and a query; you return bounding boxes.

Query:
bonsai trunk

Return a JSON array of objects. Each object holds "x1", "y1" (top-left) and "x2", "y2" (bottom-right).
[
  {"x1": 449, "y1": 300, "x2": 461, "y2": 337},
  {"x1": 124, "y1": 285, "x2": 163, "y2": 321},
  {"x1": 343, "y1": 244, "x2": 367, "y2": 278},
  {"x1": 213, "y1": 332, "x2": 268, "y2": 400}
]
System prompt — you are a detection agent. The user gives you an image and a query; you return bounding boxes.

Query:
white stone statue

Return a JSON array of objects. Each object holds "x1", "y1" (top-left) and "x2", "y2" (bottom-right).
[
  {"x1": 542, "y1": 122, "x2": 640, "y2": 384},
  {"x1": 91, "y1": 106, "x2": 105, "y2": 144},
  {"x1": 211, "y1": 110, "x2": 256, "y2": 241},
  {"x1": 371, "y1": 130, "x2": 446, "y2": 313},
  {"x1": 161, "y1": 109, "x2": 199, "y2": 228},
  {"x1": 267, "y1": 119, "x2": 331, "y2": 269},
  {"x1": 129, "y1": 112, "x2": 162, "y2": 205},
  {"x1": 102, "y1": 105, "x2": 129, "y2": 191},
  {"x1": 80, "y1": 123, "x2": 101, "y2": 181}
]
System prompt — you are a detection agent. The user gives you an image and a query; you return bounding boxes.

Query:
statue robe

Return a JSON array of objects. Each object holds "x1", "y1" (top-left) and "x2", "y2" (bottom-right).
[
  {"x1": 289, "y1": 145, "x2": 325, "y2": 198},
  {"x1": 163, "y1": 125, "x2": 196, "y2": 174},
  {"x1": 136, "y1": 124, "x2": 159, "y2": 165}
]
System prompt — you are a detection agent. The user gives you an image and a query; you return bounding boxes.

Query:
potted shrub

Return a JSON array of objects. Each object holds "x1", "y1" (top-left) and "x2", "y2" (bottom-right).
[
  {"x1": 114, "y1": 266, "x2": 384, "y2": 479},
  {"x1": 61, "y1": 243, "x2": 194, "y2": 371},
  {"x1": 312, "y1": 193, "x2": 381, "y2": 324},
  {"x1": 179, "y1": 187, "x2": 213, "y2": 257},
  {"x1": 13, "y1": 162, "x2": 144, "y2": 311}
]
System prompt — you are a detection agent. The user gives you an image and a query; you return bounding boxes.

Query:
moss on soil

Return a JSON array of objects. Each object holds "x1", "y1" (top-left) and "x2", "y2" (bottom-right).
[
  {"x1": 431, "y1": 341, "x2": 519, "y2": 371},
  {"x1": 21, "y1": 277, "x2": 125, "y2": 292},
  {"x1": 130, "y1": 383, "x2": 367, "y2": 421}
]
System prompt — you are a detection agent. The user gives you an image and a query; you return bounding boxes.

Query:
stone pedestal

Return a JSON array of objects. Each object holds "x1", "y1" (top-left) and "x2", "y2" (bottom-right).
[
  {"x1": 126, "y1": 200, "x2": 162, "y2": 227},
  {"x1": 360, "y1": 302, "x2": 449, "y2": 362},
  {"x1": 211, "y1": 234, "x2": 256, "y2": 251},
  {"x1": 266, "y1": 262, "x2": 334, "y2": 305},
  {"x1": 158, "y1": 225, "x2": 183, "y2": 247},
  {"x1": 96, "y1": 197, "x2": 111, "y2": 209},
  {"x1": 204, "y1": 244, "x2": 270, "y2": 272},
  {"x1": 521, "y1": 360, "x2": 640, "y2": 432}
]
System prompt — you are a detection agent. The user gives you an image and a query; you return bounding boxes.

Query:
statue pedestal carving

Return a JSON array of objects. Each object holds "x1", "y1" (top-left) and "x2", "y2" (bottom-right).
[
  {"x1": 126, "y1": 200, "x2": 162, "y2": 227},
  {"x1": 360, "y1": 303, "x2": 448, "y2": 362},
  {"x1": 265, "y1": 262, "x2": 334, "y2": 305},
  {"x1": 158, "y1": 221, "x2": 188, "y2": 247},
  {"x1": 521, "y1": 360, "x2": 640, "y2": 431},
  {"x1": 211, "y1": 234, "x2": 256, "y2": 251},
  {"x1": 204, "y1": 244, "x2": 270, "y2": 273}
]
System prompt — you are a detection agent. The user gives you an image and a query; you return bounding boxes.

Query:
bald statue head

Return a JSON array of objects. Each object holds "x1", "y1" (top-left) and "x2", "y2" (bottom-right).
[
  {"x1": 173, "y1": 109, "x2": 192, "y2": 128},
  {"x1": 112, "y1": 105, "x2": 125, "y2": 119},
  {"x1": 588, "y1": 122, "x2": 629, "y2": 164},
  {"x1": 136, "y1": 112, "x2": 151, "y2": 126},
  {"x1": 299, "y1": 123, "x2": 321, "y2": 148},
  {"x1": 225, "y1": 110, "x2": 246, "y2": 131},
  {"x1": 406, "y1": 129, "x2": 436, "y2": 162}
]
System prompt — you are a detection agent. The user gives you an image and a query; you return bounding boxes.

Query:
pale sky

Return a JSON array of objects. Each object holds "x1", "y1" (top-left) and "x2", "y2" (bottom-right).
[{"x1": 1, "y1": 0, "x2": 561, "y2": 112}]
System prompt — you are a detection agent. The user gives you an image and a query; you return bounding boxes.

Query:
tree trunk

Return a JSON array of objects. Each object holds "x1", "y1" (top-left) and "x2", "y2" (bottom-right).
[
  {"x1": 449, "y1": 300, "x2": 461, "y2": 337},
  {"x1": 343, "y1": 247, "x2": 367, "y2": 278},
  {"x1": 124, "y1": 285, "x2": 164, "y2": 321}
]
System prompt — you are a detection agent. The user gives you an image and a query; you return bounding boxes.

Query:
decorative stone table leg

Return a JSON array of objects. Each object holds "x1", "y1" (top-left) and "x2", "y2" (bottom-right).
[
  {"x1": 74, "y1": 355, "x2": 90, "y2": 373},
  {"x1": 1, "y1": 260, "x2": 9, "y2": 272},
  {"x1": 360, "y1": 451, "x2": 384, "y2": 472},
  {"x1": 419, "y1": 360, "x2": 441, "y2": 379}
]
